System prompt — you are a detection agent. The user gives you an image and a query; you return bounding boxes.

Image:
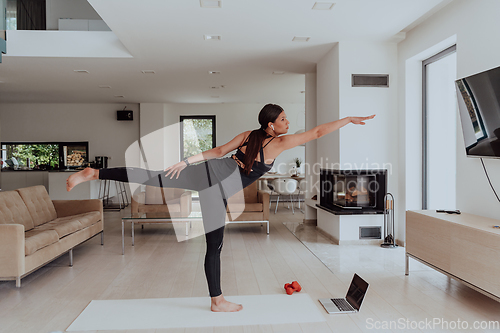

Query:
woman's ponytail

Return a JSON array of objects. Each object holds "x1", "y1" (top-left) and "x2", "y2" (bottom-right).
[
  {"x1": 242, "y1": 129, "x2": 268, "y2": 175},
  {"x1": 241, "y1": 104, "x2": 283, "y2": 175}
]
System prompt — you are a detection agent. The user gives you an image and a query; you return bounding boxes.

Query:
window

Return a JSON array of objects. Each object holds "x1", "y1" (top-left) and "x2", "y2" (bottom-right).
[
  {"x1": 1, "y1": 141, "x2": 88, "y2": 170},
  {"x1": 1, "y1": 143, "x2": 59, "y2": 169},
  {"x1": 180, "y1": 116, "x2": 216, "y2": 160}
]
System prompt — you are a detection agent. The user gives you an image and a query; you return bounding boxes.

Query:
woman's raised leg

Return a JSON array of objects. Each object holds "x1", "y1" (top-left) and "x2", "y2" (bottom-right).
[
  {"x1": 66, "y1": 167, "x2": 99, "y2": 191},
  {"x1": 67, "y1": 163, "x2": 211, "y2": 192}
]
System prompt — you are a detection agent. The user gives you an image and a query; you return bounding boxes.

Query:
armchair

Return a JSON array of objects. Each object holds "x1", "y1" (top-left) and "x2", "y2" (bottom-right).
[
  {"x1": 131, "y1": 186, "x2": 193, "y2": 217},
  {"x1": 225, "y1": 182, "x2": 270, "y2": 234}
]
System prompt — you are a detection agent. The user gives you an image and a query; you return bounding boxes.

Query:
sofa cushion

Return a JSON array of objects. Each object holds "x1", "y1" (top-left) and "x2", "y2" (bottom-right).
[
  {"x1": 0, "y1": 191, "x2": 35, "y2": 231},
  {"x1": 227, "y1": 203, "x2": 263, "y2": 213},
  {"x1": 138, "y1": 201, "x2": 182, "y2": 213},
  {"x1": 16, "y1": 186, "x2": 57, "y2": 227},
  {"x1": 25, "y1": 229, "x2": 59, "y2": 256},
  {"x1": 227, "y1": 182, "x2": 259, "y2": 204},
  {"x1": 71, "y1": 211, "x2": 102, "y2": 228},
  {"x1": 145, "y1": 186, "x2": 186, "y2": 204},
  {"x1": 36, "y1": 218, "x2": 83, "y2": 238}
]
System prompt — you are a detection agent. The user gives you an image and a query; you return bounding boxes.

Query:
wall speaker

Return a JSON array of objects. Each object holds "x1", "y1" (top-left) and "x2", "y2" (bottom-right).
[
  {"x1": 352, "y1": 74, "x2": 389, "y2": 87},
  {"x1": 117, "y1": 110, "x2": 133, "y2": 121}
]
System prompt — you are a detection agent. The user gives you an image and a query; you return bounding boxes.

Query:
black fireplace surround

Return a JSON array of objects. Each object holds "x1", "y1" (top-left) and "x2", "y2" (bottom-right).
[{"x1": 318, "y1": 169, "x2": 387, "y2": 215}]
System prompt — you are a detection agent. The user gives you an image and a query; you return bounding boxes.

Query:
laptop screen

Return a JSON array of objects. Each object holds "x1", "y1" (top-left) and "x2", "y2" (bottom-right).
[{"x1": 345, "y1": 273, "x2": 369, "y2": 310}]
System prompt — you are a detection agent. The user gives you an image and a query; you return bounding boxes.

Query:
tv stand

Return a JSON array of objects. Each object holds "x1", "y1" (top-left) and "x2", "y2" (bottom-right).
[
  {"x1": 316, "y1": 204, "x2": 384, "y2": 215},
  {"x1": 406, "y1": 210, "x2": 500, "y2": 302}
]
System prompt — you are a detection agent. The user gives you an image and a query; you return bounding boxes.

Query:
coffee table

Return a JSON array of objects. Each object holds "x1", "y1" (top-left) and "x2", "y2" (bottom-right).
[{"x1": 121, "y1": 212, "x2": 202, "y2": 255}]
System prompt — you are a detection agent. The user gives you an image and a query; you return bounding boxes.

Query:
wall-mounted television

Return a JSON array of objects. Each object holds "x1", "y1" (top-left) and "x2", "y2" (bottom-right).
[{"x1": 455, "y1": 65, "x2": 500, "y2": 158}]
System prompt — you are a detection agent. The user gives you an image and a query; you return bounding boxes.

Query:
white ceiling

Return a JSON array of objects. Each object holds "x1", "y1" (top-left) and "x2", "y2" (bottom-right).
[{"x1": 0, "y1": 0, "x2": 451, "y2": 104}]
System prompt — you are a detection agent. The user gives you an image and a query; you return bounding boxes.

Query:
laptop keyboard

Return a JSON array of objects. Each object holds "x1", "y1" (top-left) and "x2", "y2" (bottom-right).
[{"x1": 331, "y1": 298, "x2": 354, "y2": 312}]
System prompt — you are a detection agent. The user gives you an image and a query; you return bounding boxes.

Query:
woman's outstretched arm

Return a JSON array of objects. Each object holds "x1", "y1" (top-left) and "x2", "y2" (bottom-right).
[
  {"x1": 164, "y1": 131, "x2": 251, "y2": 179},
  {"x1": 279, "y1": 115, "x2": 375, "y2": 151}
]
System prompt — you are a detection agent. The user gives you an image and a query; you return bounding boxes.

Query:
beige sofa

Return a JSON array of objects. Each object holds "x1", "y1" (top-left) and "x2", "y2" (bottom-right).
[{"x1": 0, "y1": 185, "x2": 103, "y2": 287}]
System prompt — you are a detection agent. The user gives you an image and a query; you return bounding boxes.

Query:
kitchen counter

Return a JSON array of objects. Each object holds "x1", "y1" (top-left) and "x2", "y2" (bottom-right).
[
  {"x1": 48, "y1": 172, "x2": 99, "y2": 200},
  {"x1": 1, "y1": 170, "x2": 49, "y2": 191},
  {"x1": 0, "y1": 169, "x2": 98, "y2": 199},
  {"x1": 1, "y1": 169, "x2": 82, "y2": 172}
]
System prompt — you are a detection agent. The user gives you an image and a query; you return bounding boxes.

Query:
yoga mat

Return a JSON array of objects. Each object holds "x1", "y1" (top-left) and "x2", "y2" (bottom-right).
[{"x1": 66, "y1": 294, "x2": 325, "y2": 331}]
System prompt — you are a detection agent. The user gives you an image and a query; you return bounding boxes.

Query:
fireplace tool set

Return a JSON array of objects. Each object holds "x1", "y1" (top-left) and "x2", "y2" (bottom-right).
[{"x1": 381, "y1": 192, "x2": 397, "y2": 248}]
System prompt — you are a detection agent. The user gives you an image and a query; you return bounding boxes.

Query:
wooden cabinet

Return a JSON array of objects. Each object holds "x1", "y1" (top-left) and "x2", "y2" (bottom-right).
[{"x1": 406, "y1": 210, "x2": 500, "y2": 301}]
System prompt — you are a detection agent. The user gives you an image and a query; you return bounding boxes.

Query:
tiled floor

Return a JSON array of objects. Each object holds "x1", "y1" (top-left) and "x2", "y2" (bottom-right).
[
  {"x1": 0, "y1": 202, "x2": 499, "y2": 333},
  {"x1": 283, "y1": 221, "x2": 500, "y2": 332}
]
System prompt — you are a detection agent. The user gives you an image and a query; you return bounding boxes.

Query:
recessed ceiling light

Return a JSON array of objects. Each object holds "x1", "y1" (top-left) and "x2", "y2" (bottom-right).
[
  {"x1": 272, "y1": 71, "x2": 285, "y2": 75},
  {"x1": 74, "y1": 70, "x2": 89, "y2": 74},
  {"x1": 141, "y1": 70, "x2": 156, "y2": 74},
  {"x1": 200, "y1": 0, "x2": 222, "y2": 8},
  {"x1": 114, "y1": 95, "x2": 125, "y2": 98},
  {"x1": 292, "y1": 36, "x2": 310, "y2": 42},
  {"x1": 209, "y1": 71, "x2": 221, "y2": 74},
  {"x1": 204, "y1": 35, "x2": 221, "y2": 40},
  {"x1": 99, "y1": 85, "x2": 112, "y2": 89},
  {"x1": 312, "y1": 2, "x2": 335, "y2": 10}
]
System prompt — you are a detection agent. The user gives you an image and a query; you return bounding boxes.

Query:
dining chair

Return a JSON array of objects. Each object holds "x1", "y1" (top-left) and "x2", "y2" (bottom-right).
[
  {"x1": 272, "y1": 178, "x2": 298, "y2": 214},
  {"x1": 296, "y1": 179, "x2": 307, "y2": 212}
]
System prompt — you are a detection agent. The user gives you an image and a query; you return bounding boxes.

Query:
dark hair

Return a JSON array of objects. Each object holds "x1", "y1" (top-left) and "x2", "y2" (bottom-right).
[{"x1": 241, "y1": 104, "x2": 283, "y2": 175}]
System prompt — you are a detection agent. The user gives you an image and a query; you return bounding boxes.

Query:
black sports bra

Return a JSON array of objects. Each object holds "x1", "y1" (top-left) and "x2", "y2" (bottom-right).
[{"x1": 232, "y1": 134, "x2": 275, "y2": 173}]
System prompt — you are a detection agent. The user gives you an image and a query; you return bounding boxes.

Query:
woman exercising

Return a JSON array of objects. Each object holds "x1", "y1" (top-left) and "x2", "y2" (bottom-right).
[{"x1": 66, "y1": 104, "x2": 375, "y2": 312}]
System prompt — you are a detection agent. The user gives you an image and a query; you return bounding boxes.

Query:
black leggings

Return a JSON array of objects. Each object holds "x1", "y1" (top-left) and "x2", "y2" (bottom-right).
[{"x1": 99, "y1": 159, "x2": 246, "y2": 297}]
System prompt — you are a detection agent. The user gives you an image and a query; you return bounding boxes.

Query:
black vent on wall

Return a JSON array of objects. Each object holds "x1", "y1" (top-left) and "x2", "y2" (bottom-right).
[
  {"x1": 359, "y1": 226, "x2": 382, "y2": 239},
  {"x1": 352, "y1": 74, "x2": 389, "y2": 87}
]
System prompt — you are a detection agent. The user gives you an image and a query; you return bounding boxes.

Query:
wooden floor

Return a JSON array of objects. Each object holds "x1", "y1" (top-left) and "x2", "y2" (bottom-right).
[{"x1": 1, "y1": 202, "x2": 499, "y2": 333}]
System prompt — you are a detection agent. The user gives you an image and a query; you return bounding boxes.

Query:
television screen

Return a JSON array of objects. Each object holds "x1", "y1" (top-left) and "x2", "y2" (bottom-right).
[{"x1": 455, "y1": 65, "x2": 500, "y2": 158}]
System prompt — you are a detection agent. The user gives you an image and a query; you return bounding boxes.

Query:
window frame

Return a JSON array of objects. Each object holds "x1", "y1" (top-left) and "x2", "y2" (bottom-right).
[
  {"x1": 1, "y1": 141, "x2": 89, "y2": 170},
  {"x1": 179, "y1": 115, "x2": 216, "y2": 160},
  {"x1": 421, "y1": 44, "x2": 456, "y2": 209}
]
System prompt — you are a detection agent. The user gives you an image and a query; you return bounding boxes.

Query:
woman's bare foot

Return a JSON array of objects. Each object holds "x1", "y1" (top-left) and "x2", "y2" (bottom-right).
[
  {"x1": 66, "y1": 167, "x2": 98, "y2": 191},
  {"x1": 211, "y1": 295, "x2": 243, "y2": 312}
]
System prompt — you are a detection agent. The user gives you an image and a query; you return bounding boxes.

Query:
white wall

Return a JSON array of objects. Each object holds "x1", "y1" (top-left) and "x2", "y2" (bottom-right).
[
  {"x1": 46, "y1": 0, "x2": 102, "y2": 30},
  {"x1": 0, "y1": 103, "x2": 140, "y2": 168},
  {"x1": 304, "y1": 72, "x2": 318, "y2": 221},
  {"x1": 398, "y1": 0, "x2": 500, "y2": 242},
  {"x1": 316, "y1": 44, "x2": 341, "y2": 238},
  {"x1": 139, "y1": 103, "x2": 305, "y2": 173},
  {"x1": 339, "y1": 41, "x2": 398, "y2": 173},
  {"x1": 317, "y1": 44, "x2": 341, "y2": 168},
  {"x1": 316, "y1": 41, "x2": 398, "y2": 242}
]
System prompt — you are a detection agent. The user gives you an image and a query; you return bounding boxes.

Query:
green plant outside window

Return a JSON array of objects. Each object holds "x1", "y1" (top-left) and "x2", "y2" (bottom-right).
[{"x1": 2, "y1": 144, "x2": 59, "y2": 168}]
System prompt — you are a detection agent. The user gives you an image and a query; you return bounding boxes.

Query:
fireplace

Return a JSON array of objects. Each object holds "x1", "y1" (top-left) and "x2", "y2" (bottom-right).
[{"x1": 319, "y1": 169, "x2": 387, "y2": 214}]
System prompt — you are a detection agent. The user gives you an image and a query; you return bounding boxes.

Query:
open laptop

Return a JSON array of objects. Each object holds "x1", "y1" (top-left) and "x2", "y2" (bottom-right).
[{"x1": 319, "y1": 273, "x2": 369, "y2": 314}]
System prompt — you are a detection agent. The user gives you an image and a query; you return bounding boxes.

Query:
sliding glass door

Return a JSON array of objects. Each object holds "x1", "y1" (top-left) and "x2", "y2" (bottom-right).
[{"x1": 422, "y1": 45, "x2": 457, "y2": 210}]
